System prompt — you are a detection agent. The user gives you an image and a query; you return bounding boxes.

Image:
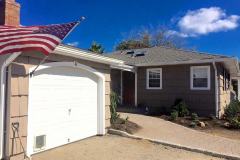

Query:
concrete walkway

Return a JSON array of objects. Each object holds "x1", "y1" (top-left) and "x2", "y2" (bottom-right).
[{"x1": 121, "y1": 113, "x2": 240, "y2": 158}]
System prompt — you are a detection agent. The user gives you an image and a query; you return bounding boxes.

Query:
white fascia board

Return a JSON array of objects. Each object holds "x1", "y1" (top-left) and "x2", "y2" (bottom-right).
[
  {"x1": 110, "y1": 64, "x2": 135, "y2": 72},
  {"x1": 54, "y1": 45, "x2": 125, "y2": 66}
]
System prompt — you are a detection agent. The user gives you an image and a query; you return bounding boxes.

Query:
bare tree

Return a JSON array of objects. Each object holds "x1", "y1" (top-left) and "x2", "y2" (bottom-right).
[{"x1": 115, "y1": 26, "x2": 188, "y2": 51}]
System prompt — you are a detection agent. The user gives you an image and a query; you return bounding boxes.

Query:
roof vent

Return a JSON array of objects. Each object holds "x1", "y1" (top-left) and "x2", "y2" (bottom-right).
[
  {"x1": 133, "y1": 51, "x2": 146, "y2": 57},
  {"x1": 126, "y1": 50, "x2": 134, "y2": 55}
]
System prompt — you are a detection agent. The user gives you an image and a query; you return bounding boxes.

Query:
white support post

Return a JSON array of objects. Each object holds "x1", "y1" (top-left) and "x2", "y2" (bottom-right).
[
  {"x1": 120, "y1": 70, "x2": 123, "y2": 104},
  {"x1": 238, "y1": 79, "x2": 240, "y2": 100}
]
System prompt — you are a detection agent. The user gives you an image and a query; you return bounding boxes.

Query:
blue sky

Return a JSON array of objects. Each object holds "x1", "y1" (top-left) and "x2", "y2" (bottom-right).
[{"x1": 18, "y1": 0, "x2": 240, "y2": 57}]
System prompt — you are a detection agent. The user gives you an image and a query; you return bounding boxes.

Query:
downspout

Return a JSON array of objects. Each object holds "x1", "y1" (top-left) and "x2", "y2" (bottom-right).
[
  {"x1": 213, "y1": 62, "x2": 219, "y2": 118},
  {"x1": 0, "y1": 53, "x2": 20, "y2": 159}
]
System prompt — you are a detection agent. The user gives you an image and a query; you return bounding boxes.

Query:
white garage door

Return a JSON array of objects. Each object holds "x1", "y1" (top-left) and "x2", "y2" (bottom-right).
[{"x1": 27, "y1": 64, "x2": 100, "y2": 155}]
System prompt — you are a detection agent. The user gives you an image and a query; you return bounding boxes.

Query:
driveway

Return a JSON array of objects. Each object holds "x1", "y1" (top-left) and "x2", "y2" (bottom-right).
[
  {"x1": 121, "y1": 113, "x2": 240, "y2": 158},
  {"x1": 32, "y1": 135, "x2": 225, "y2": 160}
]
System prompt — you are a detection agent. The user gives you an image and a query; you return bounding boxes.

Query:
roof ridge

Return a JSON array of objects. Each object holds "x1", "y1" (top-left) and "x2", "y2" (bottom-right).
[
  {"x1": 109, "y1": 45, "x2": 232, "y2": 58},
  {"x1": 154, "y1": 45, "x2": 231, "y2": 58}
]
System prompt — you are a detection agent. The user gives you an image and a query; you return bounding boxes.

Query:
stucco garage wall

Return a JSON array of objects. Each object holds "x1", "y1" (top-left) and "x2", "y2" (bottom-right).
[{"x1": 6, "y1": 52, "x2": 111, "y2": 160}]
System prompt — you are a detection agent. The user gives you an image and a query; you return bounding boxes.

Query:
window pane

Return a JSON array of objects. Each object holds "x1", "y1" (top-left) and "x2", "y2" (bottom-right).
[
  {"x1": 193, "y1": 68, "x2": 208, "y2": 78},
  {"x1": 149, "y1": 71, "x2": 160, "y2": 79},
  {"x1": 149, "y1": 79, "x2": 160, "y2": 87},
  {"x1": 193, "y1": 78, "x2": 208, "y2": 88}
]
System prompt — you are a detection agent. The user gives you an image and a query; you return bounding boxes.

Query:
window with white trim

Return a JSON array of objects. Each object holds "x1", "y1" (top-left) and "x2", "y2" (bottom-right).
[
  {"x1": 190, "y1": 66, "x2": 210, "y2": 90},
  {"x1": 147, "y1": 68, "x2": 162, "y2": 89}
]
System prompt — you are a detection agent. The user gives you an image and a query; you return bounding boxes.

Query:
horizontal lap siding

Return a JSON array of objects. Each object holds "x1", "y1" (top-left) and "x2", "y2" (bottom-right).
[
  {"x1": 7, "y1": 52, "x2": 111, "y2": 160},
  {"x1": 137, "y1": 63, "x2": 216, "y2": 116}
]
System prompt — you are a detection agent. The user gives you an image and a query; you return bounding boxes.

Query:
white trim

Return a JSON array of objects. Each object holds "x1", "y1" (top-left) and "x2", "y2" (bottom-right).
[
  {"x1": 238, "y1": 79, "x2": 240, "y2": 101},
  {"x1": 110, "y1": 65, "x2": 135, "y2": 72},
  {"x1": 120, "y1": 71, "x2": 123, "y2": 104},
  {"x1": 27, "y1": 61, "x2": 105, "y2": 156},
  {"x1": 135, "y1": 70, "x2": 138, "y2": 106},
  {"x1": 0, "y1": 53, "x2": 21, "y2": 159},
  {"x1": 146, "y1": 68, "x2": 162, "y2": 90},
  {"x1": 213, "y1": 62, "x2": 219, "y2": 118},
  {"x1": 54, "y1": 45, "x2": 125, "y2": 66},
  {"x1": 190, "y1": 66, "x2": 211, "y2": 90}
]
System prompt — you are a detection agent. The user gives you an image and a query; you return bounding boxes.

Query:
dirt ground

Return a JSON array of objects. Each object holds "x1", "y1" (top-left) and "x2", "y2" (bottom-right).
[
  {"x1": 200, "y1": 127, "x2": 240, "y2": 140},
  {"x1": 32, "y1": 135, "x2": 226, "y2": 160},
  {"x1": 159, "y1": 115, "x2": 240, "y2": 141}
]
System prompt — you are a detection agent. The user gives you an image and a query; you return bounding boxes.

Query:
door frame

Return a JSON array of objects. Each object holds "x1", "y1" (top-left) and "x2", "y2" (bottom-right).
[{"x1": 27, "y1": 61, "x2": 105, "y2": 156}]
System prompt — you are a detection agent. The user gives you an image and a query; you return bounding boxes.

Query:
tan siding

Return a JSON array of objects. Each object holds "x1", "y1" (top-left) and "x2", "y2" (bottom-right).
[
  {"x1": 216, "y1": 63, "x2": 232, "y2": 118},
  {"x1": 7, "y1": 53, "x2": 111, "y2": 159}
]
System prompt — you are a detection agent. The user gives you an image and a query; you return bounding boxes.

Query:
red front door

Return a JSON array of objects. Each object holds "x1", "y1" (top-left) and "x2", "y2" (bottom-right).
[{"x1": 123, "y1": 71, "x2": 135, "y2": 106}]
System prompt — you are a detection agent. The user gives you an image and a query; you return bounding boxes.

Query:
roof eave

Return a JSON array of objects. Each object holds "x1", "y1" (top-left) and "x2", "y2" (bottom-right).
[
  {"x1": 134, "y1": 58, "x2": 236, "y2": 67},
  {"x1": 53, "y1": 45, "x2": 126, "y2": 66}
]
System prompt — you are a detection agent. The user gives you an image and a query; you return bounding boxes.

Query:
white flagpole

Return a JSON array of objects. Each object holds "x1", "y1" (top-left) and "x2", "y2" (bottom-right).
[{"x1": 30, "y1": 17, "x2": 85, "y2": 76}]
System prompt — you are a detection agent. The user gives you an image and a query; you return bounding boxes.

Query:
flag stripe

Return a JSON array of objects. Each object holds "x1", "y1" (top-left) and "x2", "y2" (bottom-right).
[
  {"x1": 0, "y1": 32, "x2": 34, "y2": 38},
  {"x1": 0, "y1": 28, "x2": 37, "y2": 33},
  {"x1": 0, "y1": 30, "x2": 33, "y2": 36},
  {"x1": 0, "y1": 40, "x2": 56, "y2": 52},
  {"x1": 0, "y1": 47, "x2": 49, "y2": 55},
  {"x1": 0, "y1": 21, "x2": 78, "y2": 55},
  {"x1": 0, "y1": 34, "x2": 61, "y2": 43},
  {"x1": 0, "y1": 44, "x2": 53, "y2": 54},
  {"x1": 0, "y1": 37, "x2": 59, "y2": 46}
]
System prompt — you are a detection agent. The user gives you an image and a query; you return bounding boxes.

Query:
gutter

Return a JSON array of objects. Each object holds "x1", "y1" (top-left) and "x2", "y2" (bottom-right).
[
  {"x1": 0, "y1": 53, "x2": 20, "y2": 159},
  {"x1": 212, "y1": 62, "x2": 219, "y2": 118},
  {"x1": 135, "y1": 58, "x2": 235, "y2": 67}
]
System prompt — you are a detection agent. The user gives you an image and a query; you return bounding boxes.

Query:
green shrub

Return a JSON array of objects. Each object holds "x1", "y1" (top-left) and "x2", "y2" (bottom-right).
[
  {"x1": 191, "y1": 113, "x2": 198, "y2": 121},
  {"x1": 223, "y1": 100, "x2": 240, "y2": 129},
  {"x1": 224, "y1": 100, "x2": 240, "y2": 121},
  {"x1": 170, "y1": 110, "x2": 178, "y2": 121},
  {"x1": 173, "y1": 100, "x2": 189, "y2": 117},
  {"x1": 189, "y1": 121, "x2": 197, "y2": 128},
  {"x1": 110, "y1": 91, "x2": 120, "y2": 124},
  {"x1": 229, "y1": 116, "x2": 240, "y2": 129}
]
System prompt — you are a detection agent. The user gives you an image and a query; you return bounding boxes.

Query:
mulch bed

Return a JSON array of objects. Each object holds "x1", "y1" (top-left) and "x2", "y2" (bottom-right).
[
  {"x1": 110, "y1": 118, "x2": 141, "y2": 134},
  {"x1": 159, "y1": 115, "x2": 240, "y2": 140}
]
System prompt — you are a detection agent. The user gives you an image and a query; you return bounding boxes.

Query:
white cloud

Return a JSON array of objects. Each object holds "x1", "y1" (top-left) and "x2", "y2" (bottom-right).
[
  {"x1": 173, "y1": 7, "x2": 240, "y2": 37},
  {"x1": 66, "y1": 41, "x2": 79, "y2": 47},
  {"x1": 166, "y1": 30, "x2": 189, "y2": 38}
]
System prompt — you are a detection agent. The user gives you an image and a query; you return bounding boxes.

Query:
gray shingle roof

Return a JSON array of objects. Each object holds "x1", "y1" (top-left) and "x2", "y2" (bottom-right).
[{"x1": 107, "y1": 46, "x2": 231, "y2": 66}]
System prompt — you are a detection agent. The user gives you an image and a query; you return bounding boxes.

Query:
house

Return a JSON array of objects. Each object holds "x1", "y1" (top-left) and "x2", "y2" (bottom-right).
[
  {"x1": 0, "y1": 1, "x2": 132, "y2": 159},
  {"x1": 108, "y1": 47, "x2": 240, "y2": 117},
  {"x1": 0, "y1": 0, "x2": 240, "y2": 160}
]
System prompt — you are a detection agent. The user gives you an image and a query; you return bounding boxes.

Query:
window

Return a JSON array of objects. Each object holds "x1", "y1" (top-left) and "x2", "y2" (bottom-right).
[
  {"x1": 147, "y1": 68, "x2": 162, "y2": 89},
  {"x1": 223, "y1": 68, "x2": 230, "y2": 91},
  {"x1": 190, "y1": 66, "x2": 210, "y2": 90}
]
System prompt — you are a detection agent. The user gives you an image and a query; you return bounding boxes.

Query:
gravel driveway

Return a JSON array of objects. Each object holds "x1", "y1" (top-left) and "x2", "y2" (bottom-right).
[
  {"x1": 120, "y1": 113, "x2": 240, "y2": 158},
  {"x1": 32, "y1": 135, "x2": 225, "y2": 160}
]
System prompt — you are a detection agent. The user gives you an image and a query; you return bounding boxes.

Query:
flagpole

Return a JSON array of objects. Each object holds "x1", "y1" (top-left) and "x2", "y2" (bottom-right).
[{"x1": 29, "y1": 17, "x2": 86, "y2": 77}]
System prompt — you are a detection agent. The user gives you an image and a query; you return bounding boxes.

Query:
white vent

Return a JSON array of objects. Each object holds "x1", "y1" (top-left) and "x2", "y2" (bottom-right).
[{"x1": 34, "y1": 135, "x2": 46, "y2": 150}]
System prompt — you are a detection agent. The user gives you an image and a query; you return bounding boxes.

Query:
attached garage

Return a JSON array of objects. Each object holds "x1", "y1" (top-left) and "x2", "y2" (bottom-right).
[
  {"x1": 0, "y1": 45, "x2": 132, "y2": 160},
  {"x1": 27, "y1": 62, "x2": 105, "y2": 155}
]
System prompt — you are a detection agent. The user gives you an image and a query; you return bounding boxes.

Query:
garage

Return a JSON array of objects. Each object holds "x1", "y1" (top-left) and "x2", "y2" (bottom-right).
[
  {"x1": 27, "y1": 62, "x2": 105, "y2": 155},
  {"x1": 0, "y1": 44, "x2": 130, "y2": 160}
]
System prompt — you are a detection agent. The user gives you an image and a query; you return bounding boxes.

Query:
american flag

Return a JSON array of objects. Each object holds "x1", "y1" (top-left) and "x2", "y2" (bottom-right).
[{"x1": 0, "y1": 21, "x2": 79, "y2": 56}]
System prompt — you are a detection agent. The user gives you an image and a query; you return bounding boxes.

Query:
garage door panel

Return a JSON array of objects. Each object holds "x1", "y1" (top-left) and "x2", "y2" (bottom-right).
[{"x1": 28, "y1": 66, "x2": 99, "y2": 155}]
